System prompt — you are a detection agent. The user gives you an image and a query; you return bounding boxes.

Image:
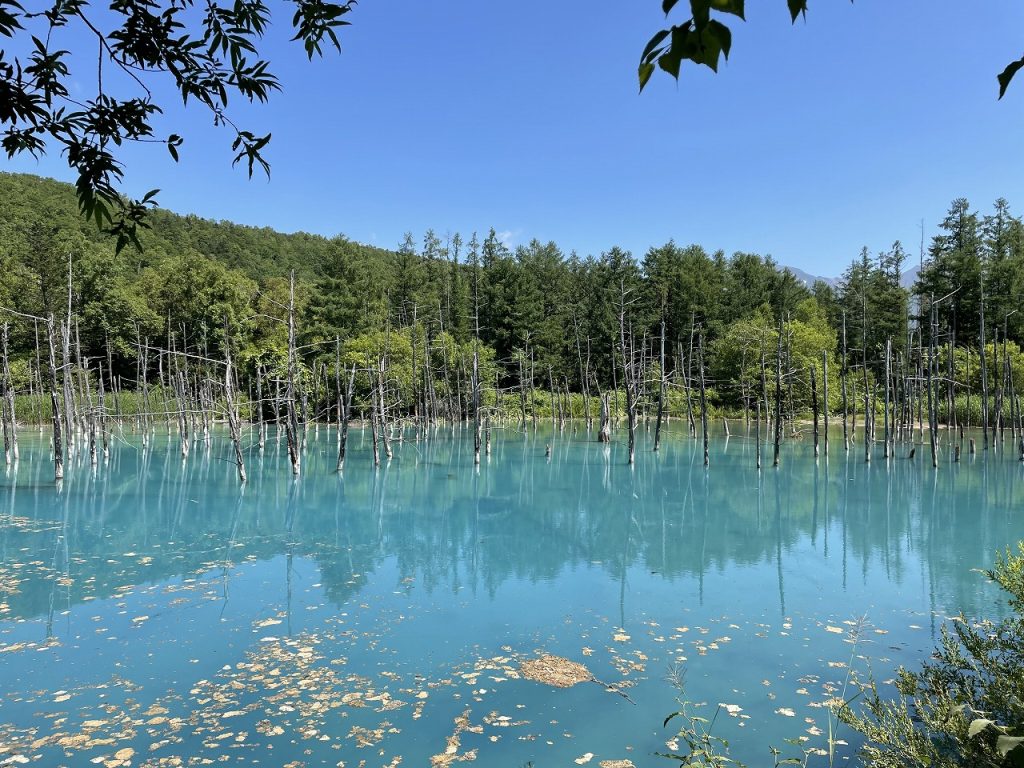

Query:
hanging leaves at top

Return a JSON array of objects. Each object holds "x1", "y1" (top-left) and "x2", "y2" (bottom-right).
[{"x1": 0, "y1": 0, "x2": 356, "y2": 252}]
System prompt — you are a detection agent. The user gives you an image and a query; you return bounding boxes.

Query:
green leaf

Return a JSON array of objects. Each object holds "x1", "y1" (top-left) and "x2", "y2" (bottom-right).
[
  {"x1": 998, "y1": 735, "x2": 1024, "y2": 757},
  {"x1": 787, "y1": 0, "x2": 808, "y2": 22},
  {"x1": 658, "y1": 48, "x2": 683, "y2": 79},
  {"x1": 998, "y1": 57, "x2": 1024, "y2": 99},
  {"x1": 706, "y1": 19, "x2": 732, "y2": 61},
  {"x1": 638, "y1": 61, "x2": 656, "y2": 92},
  {"x1": 710, "y1": 0, "x2": 744, "y2": 19},
  {"x1": 641, "y1": 28, "x2": 671, "y2": 63},
  {"x1": 662, "y1": 0, "x2": 680, "y2": 15},
  {"x1": 968, "y1": 718, "x2": 994, "y2": 738}
]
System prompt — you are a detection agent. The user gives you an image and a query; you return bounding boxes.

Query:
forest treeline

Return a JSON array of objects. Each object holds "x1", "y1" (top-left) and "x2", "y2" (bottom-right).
[{"x1": 2, "y1": 171, "x2": 1024, "y2": 441}]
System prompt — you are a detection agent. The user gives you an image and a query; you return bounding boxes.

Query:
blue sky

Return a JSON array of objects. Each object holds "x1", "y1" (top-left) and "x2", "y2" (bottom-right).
[{"x1": 6, "y1": 1, "x2": 1024, "y2": 277}]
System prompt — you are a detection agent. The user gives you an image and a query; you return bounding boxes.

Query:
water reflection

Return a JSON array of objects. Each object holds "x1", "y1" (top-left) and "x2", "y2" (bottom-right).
[{"x1": 1, "y1": 424, "x2": 1020, "y2": 628}]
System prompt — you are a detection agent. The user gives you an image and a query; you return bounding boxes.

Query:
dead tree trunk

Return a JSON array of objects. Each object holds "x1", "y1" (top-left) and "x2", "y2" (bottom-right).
[
  {"x1": 760, "y1": 349, "x2": 769, "y2": 438},
  {"x1": 472, "y1": 346, "x2": 482, "y2": 465},
  {"x1": 548, "y1": 366, "x2": 557, "y2": 433},
  {"x1": 223, "y1": 323, "x2": 246, "y2": 483},
  {"x1": 862, "y1": 298, "x2": 871, "y2": 464},
  {"x1": 841, "y1": 312, "x2": 849, "y2": 451},
  {"x1": 822, "y1": 350, "x2": 829, "y2": 457},
  {"x1": 285, "y1": 272, "x2": 301, "y2": 475},
  {"x1": 682, "y1": 342, "x2": 696, "y2": 438},
  {"x1": 654, "y1": 318, "x2": 666, "y2": 452},
  {"x1": 60, "y1": 318, "x2": 74, "y2": 452},
  {"x1": 573, "y1": 312, "x2": 591, "y2": 429},
  {"x1": 619, "y1": 302, "x2": 637, "y2": 465},
  {"x1": 337, "y1": 365, "x2": 355, "y2": 471},
  {"x1": 377, "y1": 357, "x2": 392, "y2": 460},
  {"x1": 370, "y1": 371, "x2": 381, "y2": 468},
  {"x1": 97, "y1": 360, "x2": 109, "y2": 458},
  {"x1": 811, "y1": 363, "x2": 819, "y2": 458},
  {"x1": 699, "y1": 332, "x2": 709, "y2": 467},
  {"x1": 1, "y1": 323, "x2": 15, "y2": 464},
  {"x1": 773, "y1": 320, "x2": 783, "y2": 467},
  {"x1": 518, "y1": 353, "x2": 528, "y2": 430},
  {"x1": 756, "y1": 397, "x2": 762, "y2": 470},
  {"x1": 883, "y1": 337, "x2": 891, "y2": 459},
  {"x1": 256, "y1": 365, "x2": 266, "y2": 450},
  {"x1": 980, "y1": 275, "x2": 990, "y2": 450},
  {"x1": 598, "y1": 391, "x2": 611, "y2": 443},
  {"x1": 45, "y1": 315, "x2": 64, "y2": 481},
  {"x1": 84, "y1": 357, "x2": 96, "y2": 466},
  {"x1": 928, "y1": 296, "x2": 939, "y2": 468}
]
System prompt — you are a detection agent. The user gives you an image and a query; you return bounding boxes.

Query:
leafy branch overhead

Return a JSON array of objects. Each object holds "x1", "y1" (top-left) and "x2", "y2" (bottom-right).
[
  {"x1": 0, "y1": 0, "x2": 354, "y2": 252},
  {"x1": 639, "y1": 1, "x2": 1024, "y2": 99}
]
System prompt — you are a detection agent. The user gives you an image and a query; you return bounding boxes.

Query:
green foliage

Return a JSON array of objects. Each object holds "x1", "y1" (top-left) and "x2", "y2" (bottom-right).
[
  {"x1": 0, "y1": 1, "x2": 354, "y2": 248},
  {"x1": 640, "y1": 3, "x2": 1020, "y2": 98},
  {"x1": 840, "y1": 546, "x2": 1024, "y2": 768},
  {"x1": 338, "y1": 327, "x2": 500, "y2": 413},
  {"x1": 6, "y1": 172, "x2": 1024, "y2": 428},
  {"x1": 710, "y1": 300, "x2": 837, "y2": 414}
]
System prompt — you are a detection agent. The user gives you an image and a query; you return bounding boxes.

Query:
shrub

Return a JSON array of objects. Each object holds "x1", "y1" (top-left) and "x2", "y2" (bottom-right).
[{"x1": 841, "y1": 545, "x2": 1024, "y2": 768}]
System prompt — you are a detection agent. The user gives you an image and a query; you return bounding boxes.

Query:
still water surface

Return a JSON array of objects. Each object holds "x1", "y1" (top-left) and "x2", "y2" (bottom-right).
[{"x1": 0, "y1": 424, "x2": 1022, "y2": 767}]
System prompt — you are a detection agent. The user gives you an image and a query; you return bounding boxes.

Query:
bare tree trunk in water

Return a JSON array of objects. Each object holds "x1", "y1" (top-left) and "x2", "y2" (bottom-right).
[
  {"x1": 699, "y1": 332, "x2": 709, "y2": 467},
  {"x1": 773, "y1": 321, "x2": 783, "y2": 467},
  {"x1": 45, "y1": 315, "x2": 64, "y2": 482},
  {"x1": 654, "y1": 318, "x2": 666, "y2": 452},
  {"x1": 841, "y1": 312, "x2": 849, "y2": 451},
  {"x1": 285, "y1": 272, "x2": 301, "y2": 475},
  {"x1": 1, "y1": 323, "x2": 13, "y2": 464},
  {"x1": 223, "y1": 322, "x2": 246, "y2": 483},
  {"x1": 811, "y1": 363, "x2": 819, "y2": 458},
  {"x1": 822, "y1": 350, "x2": 829, "y2": 457},
  {"x1": 337, "y1": 365, "x2": 355, "y2": 471}
]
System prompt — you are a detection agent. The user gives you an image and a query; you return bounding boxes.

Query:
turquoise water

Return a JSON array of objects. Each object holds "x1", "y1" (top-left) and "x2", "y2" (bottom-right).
[{"x1": 0, "y1": 423, "x2": 1022, "y2": 767}]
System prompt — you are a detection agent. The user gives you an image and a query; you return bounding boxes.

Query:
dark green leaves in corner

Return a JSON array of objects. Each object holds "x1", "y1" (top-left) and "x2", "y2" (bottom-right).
[
  {"x1": 998, "y1": 56, "x2": 1024, "y2": 99},
  {"x1": 638, "y1": 1, "x2": 744, "y2": 92}
]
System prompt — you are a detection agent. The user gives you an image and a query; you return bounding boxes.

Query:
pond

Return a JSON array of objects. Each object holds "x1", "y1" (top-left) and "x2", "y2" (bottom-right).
[{"x1": 0, "y1": 422, "x2": 1021, "y2": 767}]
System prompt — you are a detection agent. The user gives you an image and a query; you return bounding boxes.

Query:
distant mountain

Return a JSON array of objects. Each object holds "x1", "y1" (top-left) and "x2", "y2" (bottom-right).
[
  {"x1": 900, "y1": 264, "x2": 920, "y2": 289},
  {"x1": 783, "y1": 266, "x2": 838, "y2": 289},
  {"x1": 784, "y1": 264, "x2": 922, "y2": 291}
]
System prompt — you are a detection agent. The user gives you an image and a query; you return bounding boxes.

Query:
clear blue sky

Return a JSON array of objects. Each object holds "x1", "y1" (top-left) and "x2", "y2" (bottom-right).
[{"x1": 7, "y1": 1, "x2": 1024, "y2": 277}]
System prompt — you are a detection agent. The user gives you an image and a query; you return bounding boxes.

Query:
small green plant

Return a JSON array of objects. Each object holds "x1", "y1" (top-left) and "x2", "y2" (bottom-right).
[
  {"x1": 658, "y1": 680, "x2": 735, "y2": 766},
  {"x1": 659, "y1": 665, "x2": 815, "y2": 767},
  {"x1": 825, "y1": 615, "x2": 867, "y2": 767}
]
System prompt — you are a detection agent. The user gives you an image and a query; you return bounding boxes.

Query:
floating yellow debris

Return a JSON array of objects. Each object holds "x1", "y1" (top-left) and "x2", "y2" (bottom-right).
[
  {"x1": 430, "y1": 709, "x2": 481, "y2": 767},
  {"x1": 519, "y1": 655, "x2": 592, "y2": 688}
]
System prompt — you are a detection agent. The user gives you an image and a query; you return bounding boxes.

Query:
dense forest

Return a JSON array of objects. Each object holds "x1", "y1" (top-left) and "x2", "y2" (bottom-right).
[{"x1": 3, "y1": 171, "x2": 1024, "y2": 469}]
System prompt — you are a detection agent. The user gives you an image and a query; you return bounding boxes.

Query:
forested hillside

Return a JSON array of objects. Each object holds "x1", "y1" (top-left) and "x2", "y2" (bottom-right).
[{"x1": 2, "y1": 171, "x2": 1024, "y2": 431}]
